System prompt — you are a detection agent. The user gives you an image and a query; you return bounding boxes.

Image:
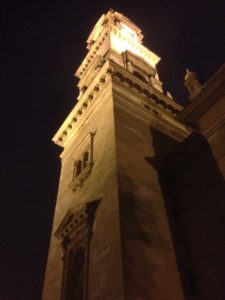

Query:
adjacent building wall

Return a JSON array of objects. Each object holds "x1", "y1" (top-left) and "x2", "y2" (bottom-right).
[{"x1": 161, "y1": 64, "x2": 225, "y2": 300}]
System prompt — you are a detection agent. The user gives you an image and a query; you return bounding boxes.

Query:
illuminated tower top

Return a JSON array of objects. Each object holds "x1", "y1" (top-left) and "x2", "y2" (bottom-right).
[
  {"x1": 76, "y1": 10, "x2": 160, "y2": 79},
  {"x1": 53, "y1": 10, "x2": 184, "y2": 147}
]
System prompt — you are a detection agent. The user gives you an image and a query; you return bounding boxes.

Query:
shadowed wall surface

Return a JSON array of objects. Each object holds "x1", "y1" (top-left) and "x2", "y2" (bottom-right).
[{"x1": 161, "y1": 133, "x2": 225, "y2": 300}]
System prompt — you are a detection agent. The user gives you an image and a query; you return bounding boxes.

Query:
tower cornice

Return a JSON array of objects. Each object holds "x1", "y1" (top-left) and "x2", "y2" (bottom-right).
[
  {"x1": 52, "y1": 60, "x2": 113, "y2": 147},
  {"x1": 53, "y1": 60, "x2": 187, "y2": 148},
  {"x1": 109, "y1": 60, "x2": 182, "y2": 112}
]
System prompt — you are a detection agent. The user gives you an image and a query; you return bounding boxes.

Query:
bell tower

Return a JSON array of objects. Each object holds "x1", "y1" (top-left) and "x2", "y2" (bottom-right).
[{"x1": 42, "y1": 10, "x2": 190, "y2": 300}]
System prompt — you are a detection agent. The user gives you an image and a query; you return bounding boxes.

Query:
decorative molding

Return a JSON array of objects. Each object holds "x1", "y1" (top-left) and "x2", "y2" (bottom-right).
[
  {"x1": 109, "y1": 25, "x2": 160, "y2": 68},
  {"x1": 177, "y1": 64, "x2": 225, "y2": 123},
  {"x1": 75, "y1": 10, "x2": 160, "y2": 80},
  {"x1": 87, "y1": 14, "x2": 106, "y2": 49},
  {"x1": 109, "y1": 61, "x2": 182, "y2": 114},
  {"x1": 76, "y1": 26, "x2": 110, "y2": 79},
  {"x1": 54, "y1": 205, "x2": 88, "y2": 241},
  {"x1": 113, "y1": 88, "x2": 190, "y2": 141},
  {"x1": 52, "y1": 62, "x2": 111, "y2": 147},
  {"x1": 54, "y1": 200, "x2": 101, "y2": 241}
]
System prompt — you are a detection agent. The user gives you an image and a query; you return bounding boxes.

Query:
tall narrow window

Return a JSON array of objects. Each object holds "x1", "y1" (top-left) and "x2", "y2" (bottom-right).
[
  {"x1": 69, "y1": 132, "x2": 95, "y2": 192},
  {"x1": 72, "y1": 161, "x2": 77, "y2": 181},
  {"x1": 64, "y1": 245, "x2": 86, "y2": 300},
  {"x1": 83, "y1": 152, "x2": 89, "y2": 169},
  {"x1": 76, "y1": 160, "x2": 82, "y2": 177},
  {"x1": 69, "y1": 247, "x2": 85, "y2": 300},
  {"x1": 54, "y1": 200, "x2": 100, "y2": 300}
]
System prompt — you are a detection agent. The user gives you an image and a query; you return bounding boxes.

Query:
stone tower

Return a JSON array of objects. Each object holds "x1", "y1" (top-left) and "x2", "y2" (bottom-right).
[{"x1": 42, "y1": 10, "x2": 191, "y2": 300}]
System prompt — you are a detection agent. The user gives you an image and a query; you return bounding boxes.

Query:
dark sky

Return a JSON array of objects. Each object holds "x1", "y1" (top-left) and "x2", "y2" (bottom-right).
[{"x1": 1, "y1": 1, "x2": 224, "y2": 299}]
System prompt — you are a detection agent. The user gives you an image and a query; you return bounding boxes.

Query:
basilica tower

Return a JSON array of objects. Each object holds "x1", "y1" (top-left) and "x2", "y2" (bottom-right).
[{"x1": 42, "y1": 10, "x2": 190, "y2": 300}]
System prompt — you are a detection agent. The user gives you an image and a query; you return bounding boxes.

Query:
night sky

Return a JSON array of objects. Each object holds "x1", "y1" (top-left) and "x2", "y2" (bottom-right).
[{"x1": 1, "y1": 1, "x2": 224, "y2": 299}]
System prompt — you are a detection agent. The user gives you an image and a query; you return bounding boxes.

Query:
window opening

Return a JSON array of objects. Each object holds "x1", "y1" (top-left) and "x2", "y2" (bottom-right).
[
  {"x1": 69, "y1": 132, "x2": 95, "y2": 192},
  {"x1": 54, "y1": 200, "x2": 101, "y2": 300},
  {"x1": 76, "y1": 160, "x2": 82, "y2": 177},
  {"x1": 66, "y1": 246, "x2": 86, "y2": 300},
  {"x1": 83, "y1": 152, "x2": 89, "y2": 169}
]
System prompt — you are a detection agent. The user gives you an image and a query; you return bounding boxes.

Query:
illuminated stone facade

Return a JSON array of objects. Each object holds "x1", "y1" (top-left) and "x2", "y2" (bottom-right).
[{"x1": 42, "y1": 10, "x2": 225, "y2": 300}]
